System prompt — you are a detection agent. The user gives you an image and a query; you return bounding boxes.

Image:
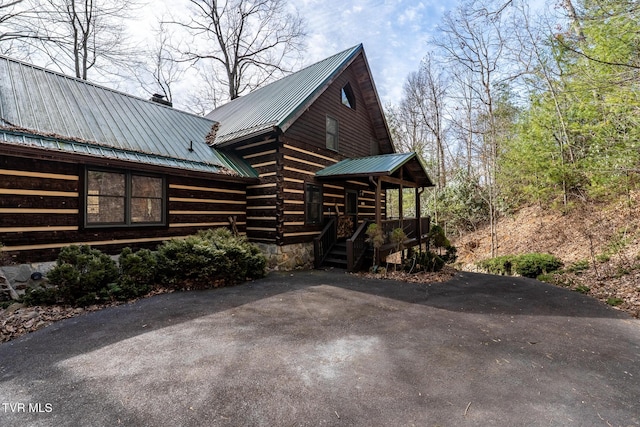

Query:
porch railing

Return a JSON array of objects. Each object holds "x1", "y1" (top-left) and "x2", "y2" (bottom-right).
[
  {"x1": 346, "y1": 220, "x2": 370, "y2": 272},
  {"x1": 377, "y1": 216, "x2": 431, "y2": 263},
  {"x1": 313, "y1": 217, "x2": 337, "y2": 269},
  {"x1": 314, "y1": 215, "x2": 432, "y2": 270},
  {"x1": 380, "y1": 217, "x2": 431, "y2": 240}
]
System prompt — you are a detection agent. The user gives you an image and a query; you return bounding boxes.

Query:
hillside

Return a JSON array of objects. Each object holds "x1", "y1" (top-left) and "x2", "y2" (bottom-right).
[{"x1": 452, "y1": 192, "x2": 640, "y2": 318}]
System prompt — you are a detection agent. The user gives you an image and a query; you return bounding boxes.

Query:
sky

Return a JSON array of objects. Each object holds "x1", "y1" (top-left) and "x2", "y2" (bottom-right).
[
  {"x1": 135, "y1": 0, "x2": 452, "y2": 110},
  {"x1": 293, "y1": 0, "x2": 449, "y2": 104}
]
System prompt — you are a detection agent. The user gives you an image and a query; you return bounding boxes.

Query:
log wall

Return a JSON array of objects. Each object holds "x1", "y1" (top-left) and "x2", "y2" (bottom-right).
[
  {"x1": 0, "y1": 154, "x2": 248, "y2": 263},
  {"x1": 285, "y1": 56, "x2": 380, "y2": 158},
  {"x1": 235, "y1": 138, "x2": 279, "y2": 244},
  {"x1": 277, "y1": 138, "x2": 384, "y2": 246}
]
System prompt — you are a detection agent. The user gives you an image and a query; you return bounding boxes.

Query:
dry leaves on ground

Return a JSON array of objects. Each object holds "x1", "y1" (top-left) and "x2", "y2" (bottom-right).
[
  {"x1": 357, "y1": 266, "x2": 458, "y2": 284},
  {"x1": 1, "y1": 304, "x2": 107, "y2": 343}
]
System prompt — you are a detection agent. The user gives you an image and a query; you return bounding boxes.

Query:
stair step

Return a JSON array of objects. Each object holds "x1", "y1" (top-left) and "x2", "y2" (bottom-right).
[{"x1": 323, "y1": 257, "x2": 348, "y2": 266}]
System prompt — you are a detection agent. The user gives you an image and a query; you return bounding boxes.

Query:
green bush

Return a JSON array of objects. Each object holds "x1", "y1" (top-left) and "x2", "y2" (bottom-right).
[
  {"x1": 606, "y1": 297, "x2": 624, "y2": 306},
  {"x1": 365, "y1": 223, "x2": 385, "y2": 248},
  {"x1": 428, "y1": 224, "x2": 458, "y2": 264},
  {"x1": 416, "y1": 251, "x2": 445, "y2": 272},
  {"x1": 23, "y1": 229, "x2": 266, "y2": 307},
  {"x1": 22, "y1": 287, "x2": 59, "y2": 306},
  {"x1": 567, "y1": 260, "x2": 590, "y2": 274},
  {"x1": 575, "y1": 285, "x2": 590, "y2": 294},
  {"x1": 477, "y1": 253, "x2": 563, "y2": 278},
  {"x1": 156, "y1": 228, "x2": 266, "y2": 288},
  {"x1": 47, "y1": 245, "x2": 119, "y2": 305},
  {"x1": 477, "y1": 255, "x2": 514, "y2": 276},
  {"x1": 116, "y1": 248, "x2": 158, "y2": 299},
  {"x1": 512, "y1": 253, "x2": 564, "y2": 278}
]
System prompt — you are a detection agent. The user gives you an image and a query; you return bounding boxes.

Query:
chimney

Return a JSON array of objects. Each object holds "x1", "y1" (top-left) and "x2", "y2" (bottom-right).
[{"x1": 150, "y1": 93, "x2": 172, "y2": 107}]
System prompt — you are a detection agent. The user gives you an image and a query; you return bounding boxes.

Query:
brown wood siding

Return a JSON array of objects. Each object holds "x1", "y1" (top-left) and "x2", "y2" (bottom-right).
[
  {"x1": 0, "y1": 154, "x2": 249, "y2": 263},
  {"x1": 285, "y1": 57, "x2": 381, "y2": 159},
  {"x1": 168, "y1": 175, "x2": 247, "y2": 234},
  {"x1": 277, "y1": 139, "x2": 384, "y2": 246},
  {"x1": 235, "y1": 138, "x2": 279, "y2": 243}
]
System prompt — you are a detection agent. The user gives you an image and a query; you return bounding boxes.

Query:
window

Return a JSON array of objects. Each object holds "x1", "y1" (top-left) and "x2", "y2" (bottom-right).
[
  {"x1": 305, "y1": 183, "x2": 323, "y2": 225},
  {"x1": 85, "y1": 169, "x2": 165, "y2": 227},
  {"x1": 341, "y1": 83, "x2": 356, "y2": 109},
  {"x1": 326, "y1": 115, "x2": 339, "y2": 151}
]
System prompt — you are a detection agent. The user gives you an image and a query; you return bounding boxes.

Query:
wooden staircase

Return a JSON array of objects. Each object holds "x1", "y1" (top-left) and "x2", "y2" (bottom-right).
[
  {"x1": 321, "y1": 241, "x2": 348, "y2": 269},
  {"x1": 314, "y1": 217, "x2": 430, "y2": 272}
]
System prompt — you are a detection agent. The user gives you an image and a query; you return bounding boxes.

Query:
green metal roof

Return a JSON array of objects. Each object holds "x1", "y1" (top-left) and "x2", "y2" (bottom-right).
[
  {"x1": 205, "y1": 45, "x2": 363, "y2": 146},
  {"x1": 316, "y1": 152, "x2": 434, "y2": 187},
  {"x1": 0, "y1": 55, "x2": 257, "y2": 178}
]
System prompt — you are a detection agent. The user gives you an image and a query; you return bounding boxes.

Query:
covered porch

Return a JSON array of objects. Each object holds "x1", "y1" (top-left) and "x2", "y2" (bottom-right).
[{"x1": 314, "y1": 152, "x2": 434, "y2": 272}]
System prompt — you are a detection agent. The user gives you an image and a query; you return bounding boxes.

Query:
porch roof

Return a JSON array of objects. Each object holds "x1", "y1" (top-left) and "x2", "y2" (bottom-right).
[{"x1": 316, "y1": 152, "x2": 433, "y2": 188}]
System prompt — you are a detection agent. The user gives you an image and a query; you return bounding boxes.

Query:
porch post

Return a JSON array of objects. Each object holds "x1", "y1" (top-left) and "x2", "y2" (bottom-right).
[
  {"x1": 398, "y1": 169, "x2": 403, "y2": 225},
  {"x1": 416, "y1": 187, "x2": 422, "y2": 256},
  {"x1": 375, "y1": 177, "x2": 382, "y2": 266},
  {"x1": 375, "y1": 176, "x2": 382, "y2": 226}
]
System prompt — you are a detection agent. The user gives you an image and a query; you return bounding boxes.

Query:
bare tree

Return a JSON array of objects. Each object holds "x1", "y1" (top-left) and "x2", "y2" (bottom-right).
[
  {"x1": 22, "y1": 0, "x2": 138, "y2": 80},
  {"x1": 0, "y1": 0, "x2": 37, "y2": 56},
  {"x1": 435, "y1": 0, "x2": 508, "y2": 257},
  {"x1": 403, "y1": 53, "x2": 449, "y2": 188},
  {"x1": 134, "y1": 21, "x2": 185, "y2": 105},
  {"x1": 172, "y1": 0, "x2": 306, "y2": 103},
  {"x1": 1, "y1": 0, "x2": 24, "y2": 41}
]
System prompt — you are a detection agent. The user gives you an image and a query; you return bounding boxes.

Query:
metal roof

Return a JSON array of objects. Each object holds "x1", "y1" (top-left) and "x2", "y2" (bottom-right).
[
  {"x1": 316, "y1": 152, "x2": 434, "y2": 187},
  {"x1": 206, "y1": 44, "x2": 363, "y2": 146},
  {"x1": 0, "y1": 55, "x2": 257, "y2": 178}
]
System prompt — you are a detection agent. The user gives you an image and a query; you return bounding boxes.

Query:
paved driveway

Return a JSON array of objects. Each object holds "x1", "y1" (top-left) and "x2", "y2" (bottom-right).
[{"x1": 0, "y1": 270, "x2": 639, "y2": 426}]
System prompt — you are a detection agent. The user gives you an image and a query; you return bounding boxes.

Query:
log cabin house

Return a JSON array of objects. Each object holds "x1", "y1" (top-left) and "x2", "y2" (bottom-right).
[{"x1": 0, "y1": 44, "x2": 433, "y2": 271}]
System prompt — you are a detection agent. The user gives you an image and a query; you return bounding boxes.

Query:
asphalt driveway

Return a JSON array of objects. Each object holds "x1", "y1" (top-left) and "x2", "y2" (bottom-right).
[{"x1": 0, "y1": 270, "x2": 638, "y2": 426}]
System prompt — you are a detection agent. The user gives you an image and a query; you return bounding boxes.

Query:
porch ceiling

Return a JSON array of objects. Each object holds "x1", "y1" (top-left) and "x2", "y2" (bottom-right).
[{"x1": 316, "y1": 152, "x2": 433, "y2": 188}]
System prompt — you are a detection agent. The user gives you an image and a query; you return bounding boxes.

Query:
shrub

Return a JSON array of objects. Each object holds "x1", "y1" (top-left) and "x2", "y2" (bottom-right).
[
  {"x1": 46, "y1": 245, "x2": 119, "y2": 305},
  {"x1": 428, "y1": 224, "x2": 458, "y2": 264},
  {"x1": 575, "y1": 285, "x2": 590, "y2": 294},
  {"x1": 365, "y1": 223, "x2": 385, "y2": 248},
  {"x1": 606, "y1": 297, "x2": 624, "y2": 306},
  {"x1": 477, "y1": 255, "x2": 514, "y2": 276},
  {"x1": 22, "y1": 287, "x2": 59, "y2": 306},
  {"x1": 156, "y1": 228, "x2": 266, "y2": 288},
  {"x1": 390, "y1": 228, "x2": 406, "y2": 250},
  {"x1": 477, "y1": 253, "x2": 563, "y2": 278},
  {"x1": 115, "y1": 248, "x2": 158, "y2": 299},
  {"x1": 416, "y1": 251, "x2": 445, "y2": 272},
  {"x1": 512, "y1": 253, "x2": 564, "y2": 278},
  {"x1": 567, "y1": 260, "x2": 590, "y2": 274}
]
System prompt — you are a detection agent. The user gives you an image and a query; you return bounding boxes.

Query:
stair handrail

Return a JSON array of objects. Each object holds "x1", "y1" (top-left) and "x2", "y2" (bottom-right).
[
  {"x1": 346, "y1": 220, "x2": 370, "y2": 272},
  {"x1": 314, "y1": 217, "x2": 337, "y2": 269}
]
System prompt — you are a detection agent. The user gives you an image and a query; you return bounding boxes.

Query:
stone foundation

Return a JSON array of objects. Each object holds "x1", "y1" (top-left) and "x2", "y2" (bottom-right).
[
  {"x1": 255, "y1": 242, "x2": 314, "y2": 271},
  {"x1": 0, "y1": 262, "x2": 56, "y2": 301}
]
